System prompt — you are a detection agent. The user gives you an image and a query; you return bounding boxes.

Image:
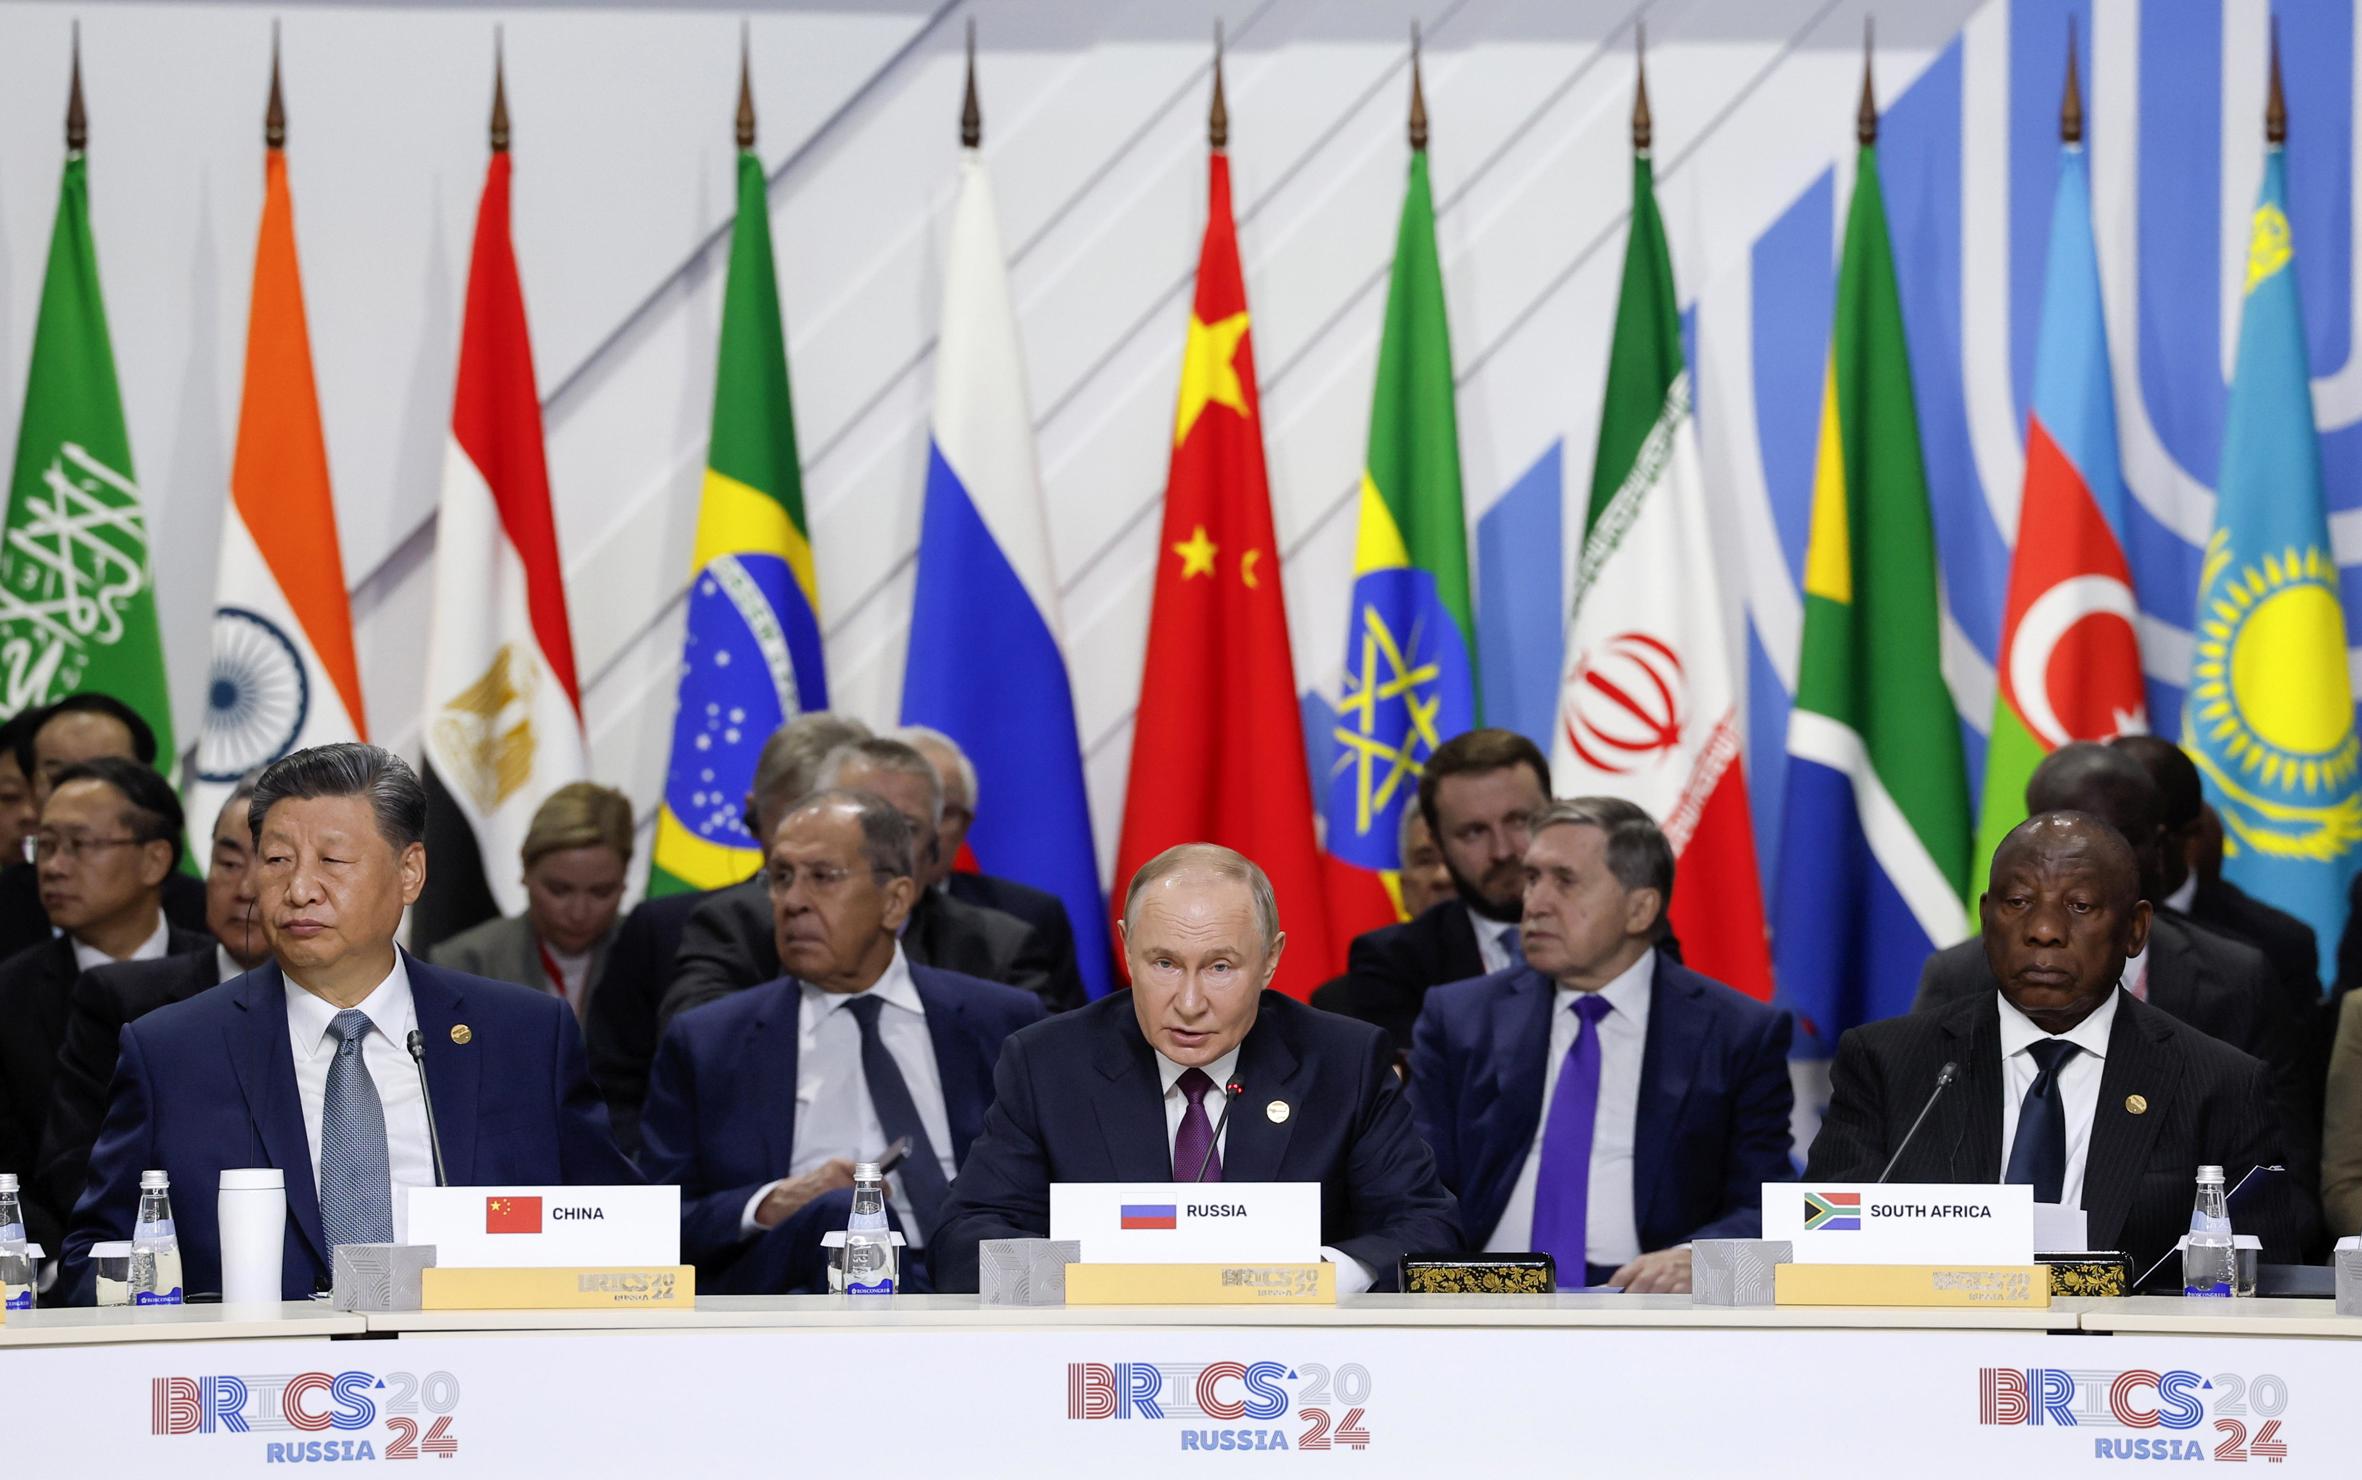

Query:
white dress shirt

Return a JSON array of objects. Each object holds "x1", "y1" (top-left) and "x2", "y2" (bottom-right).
[
  {"x1": 1485, "y1": 950, "x2": 1654, "y2": 1269},
  {"x1": 70, "y1": 913, "x2": 170, "y2": 974},
  {"x1": 2163, "y1": 874, "x2": 2199, "y2": 915},
  {"x1": 215, "y1": 945, "x2": 246, "y2": 986},
  {"x1": 1996, "y1": 989, "x2": 2120, "y2": 1208},
  {"x1": 1149, "y1": 1043, "x2": 1377, "y2": 1295},
  {"x1": 2123, "y1": 876, "x2": 2196, "y2": 1002},
  {"x1": 284, "y1": 953, "x2": 439, "y2": 1243},
  {"x1": 740, "y1": 947, "x2": 957, "y2": 1247},
  {"x1": 1472, "y1": 911, "x2": 1521, "y2": 976}
]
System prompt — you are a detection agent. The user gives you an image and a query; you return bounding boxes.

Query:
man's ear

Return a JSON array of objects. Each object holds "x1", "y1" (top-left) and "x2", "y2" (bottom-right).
[
  {"x1": 878, "y1": 874, "x2": 920, "y2": 933},
  {"x1": 137, "y1": 839, "x2": 174, "y2": 889},
  {"x1": 2122, "y1": 898, "x2": 2154, "y2": 960},
  {"x1": 398, "y1": 841, "x2": 429, "y2": 907}
]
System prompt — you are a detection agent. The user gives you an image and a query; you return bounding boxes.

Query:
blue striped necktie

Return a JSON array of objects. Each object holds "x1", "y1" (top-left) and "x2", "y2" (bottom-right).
[{"x1": 319, "y1": 1009, "x2": 394, "y2": 1249}]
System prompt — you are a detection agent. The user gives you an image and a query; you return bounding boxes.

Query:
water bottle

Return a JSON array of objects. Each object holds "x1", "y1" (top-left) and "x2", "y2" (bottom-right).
[
  {"x1": 833, "y1": 1161, "x2": 898, "y2": 1297},
  {"x1": 2181, "y1": 1164, "x2": 2234, "y2": 1298},
  {"x1": 130, "y1": 1169, "x2": 185, "y2": 1306},
  {"x1": 0, "y1": 1172, "x2": 32, "y2": 1311}
]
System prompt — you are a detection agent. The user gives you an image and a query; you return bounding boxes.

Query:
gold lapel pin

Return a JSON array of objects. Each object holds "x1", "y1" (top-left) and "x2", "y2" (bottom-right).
[
  {"x1": 2125, "y1": 1094, "x2": 2147, "y2": 1116},
  {"x1": 450, "y1": 1024, "x2": 473, "y2": 1045},
  {"x1": 1266, "y1": 1099, "x2": 1290, "y2": 1124}
]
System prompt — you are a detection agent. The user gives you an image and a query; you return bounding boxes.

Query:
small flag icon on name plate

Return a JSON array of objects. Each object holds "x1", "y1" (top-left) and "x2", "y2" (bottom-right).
[
  {"x1": 486, "y1": 1196, "x2": 543, "y2": 1234},
  {"x1": 1120, "y1": 1204, "x2": 1177, "y2": 1231},
  {"x1": 1803, "y1": 1192, "x2": 1861, "y2": 1232}
]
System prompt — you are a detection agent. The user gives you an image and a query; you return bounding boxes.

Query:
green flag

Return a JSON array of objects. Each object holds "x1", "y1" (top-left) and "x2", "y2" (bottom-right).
[{"x1": 0, "y1": 153, "x2": 173, "y2": 762}]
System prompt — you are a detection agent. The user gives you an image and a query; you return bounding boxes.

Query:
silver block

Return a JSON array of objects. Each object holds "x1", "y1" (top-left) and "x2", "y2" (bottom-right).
[
  {"x1": 2336, "y1": 1250, "x2": 2362, "y2": 1318},
  {"x1": 979, "y1": 1238, "x2": 1079, "y2": 1306},
  {"x1": 331, "y1": 1244, "x2": 438, "y2": 1311},
  {"x1": 1691, "y1": 1238, "x2": 1792, "y2": 1306}
]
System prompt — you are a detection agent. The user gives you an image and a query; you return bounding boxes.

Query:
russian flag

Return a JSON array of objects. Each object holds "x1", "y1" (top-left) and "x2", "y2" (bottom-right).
[
  {"x1": 1120, "y1": 1205, "x2": 1178, "y2": 1230},
  {"x1": 902, "y1": 148, "x2": 1113, "y2": 998}
]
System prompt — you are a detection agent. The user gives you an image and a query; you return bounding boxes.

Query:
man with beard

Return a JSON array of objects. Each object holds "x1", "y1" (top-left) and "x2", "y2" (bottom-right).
[{"x1": 1313, "y1": 729, "x2": 1549, "y2": 1057}]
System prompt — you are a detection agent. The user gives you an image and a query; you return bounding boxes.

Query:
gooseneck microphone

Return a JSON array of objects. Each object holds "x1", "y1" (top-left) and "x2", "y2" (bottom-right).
[
  {"x1": 1191, "y1": 1078, "x2": 1246, "y2": 1183},
  {"x1": 1876, "y1": 1061, "x2": 1959, "y2": 1184},
  {"x1": 406, "y1": 1029, "x2": 450, "y2": 1187}
]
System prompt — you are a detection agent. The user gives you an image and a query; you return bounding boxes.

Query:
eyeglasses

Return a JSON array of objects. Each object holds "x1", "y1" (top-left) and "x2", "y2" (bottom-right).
[
  {"x1": 25, "y1": 834, "x2": 146, "y2": 865},
  {"x1": 763, "y1": 862, "x2": 893, "y2": 896}
]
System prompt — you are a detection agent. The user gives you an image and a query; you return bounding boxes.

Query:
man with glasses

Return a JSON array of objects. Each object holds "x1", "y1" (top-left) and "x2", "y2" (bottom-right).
[
  {"x1": 0, "y1": 758, "x2": 211, "y2": 1258},
  {"x1": 639, "y1": 789, "x2": 1042, "y2": 1292}
]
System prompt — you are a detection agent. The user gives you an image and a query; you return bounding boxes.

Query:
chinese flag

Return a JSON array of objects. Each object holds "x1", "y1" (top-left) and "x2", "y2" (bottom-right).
[
  {"x1": 1113, "y1": 151, "x2": 1336, "y2": 1000},
  {"x1": 485, "y1": 1195, "x2": 543, "y2": 1234}
]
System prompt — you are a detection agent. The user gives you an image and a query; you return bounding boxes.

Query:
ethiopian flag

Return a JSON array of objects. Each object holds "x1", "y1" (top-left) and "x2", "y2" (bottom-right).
[
  {"x1": 1771, "y1": 134, "x2": 1971, "y2": 1050},
  {"x1": 1321, "y1": 143, "x2": 1476, "y2": 921},
  {"x1": 0, "y1": 147, "x2": 173, "y2": 751},
  {"x1": 648, "y1": 145, "x2": 826, "y2": 896}
]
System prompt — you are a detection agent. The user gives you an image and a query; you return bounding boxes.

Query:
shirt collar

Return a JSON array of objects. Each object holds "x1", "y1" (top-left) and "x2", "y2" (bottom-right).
[
  {"x1": 70, "y1": 912, "x2": 171, "y2": 975},
  {"x1": 1154, "y1": 1043, "x2": 1243, "y2": 1098},
  {"x1": 215, "y1": 944, "x2": 245, "y2": 985},
  {"x1": 1467, "y1": 908, "x2": 1518, "y2": 946},
  {"x1": 1554, "y1": 946, "x2": 1657, "y2": 1016},
  {"x1": 284, "y1": 950, "x2": 416, "y2": 1059},
  {"x1": 1996, "y1": 985, "x2": 2120, "y2": 1063},
  {"x1": 804, "y1": 944, "x2": 923, "y2": 1018},
  {"x1": 2163, "y1": 873, "x2": 2200, "y2": 915}
]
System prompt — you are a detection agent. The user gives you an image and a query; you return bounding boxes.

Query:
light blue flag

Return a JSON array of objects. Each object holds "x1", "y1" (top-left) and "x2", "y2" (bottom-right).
[{"x1": 2185, "y1": 150, "x2": 2360, "y2": 970}]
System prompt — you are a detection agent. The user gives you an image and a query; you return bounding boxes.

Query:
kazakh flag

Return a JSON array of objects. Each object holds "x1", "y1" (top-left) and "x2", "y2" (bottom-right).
[
  {"x1": 648, "y1": 142, "x2": 826, "y2": 896},
  {"x1": 1323, "y1": 145, "x2": 1476, "y2": 894},
  {"x1": 2185, "y1": 149, "x2": 2361, "y2": 966}
]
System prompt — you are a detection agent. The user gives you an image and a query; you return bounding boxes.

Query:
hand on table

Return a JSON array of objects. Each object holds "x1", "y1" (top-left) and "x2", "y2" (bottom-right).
[
  {"x1": 753, "y1": 1158, "x2": 858, "y2": 1230},
  {"x1": 1608, "y1": 1247, "x2": 1692, "y2": 1294}
]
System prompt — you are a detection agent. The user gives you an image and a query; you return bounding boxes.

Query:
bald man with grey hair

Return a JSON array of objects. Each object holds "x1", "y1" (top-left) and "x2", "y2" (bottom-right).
[{"x1": 931, "y1": 842, "x2": 1460, "y2": 1294}]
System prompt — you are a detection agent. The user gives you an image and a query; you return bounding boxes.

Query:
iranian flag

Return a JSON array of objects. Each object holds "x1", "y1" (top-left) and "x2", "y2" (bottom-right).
[
  {"x1": 414, "y1": 71, "x2": 586, "y2": 950},
  {"x1": 1552, "y1": 124, "x2": 1772, "y2": 1000}
]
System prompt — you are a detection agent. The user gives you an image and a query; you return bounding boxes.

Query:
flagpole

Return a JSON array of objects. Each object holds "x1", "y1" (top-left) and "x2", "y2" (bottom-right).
[{"x1": 66, "y1": 20, "x2": 87, "y2": 156}]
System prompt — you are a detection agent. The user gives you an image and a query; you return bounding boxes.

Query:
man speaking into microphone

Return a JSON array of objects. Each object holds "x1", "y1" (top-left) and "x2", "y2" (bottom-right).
[
  {"x1": 930, "y1": 844, "x2": 1459, "y2": 1293},
  {"x1": 65, "y1": 743, "x2": 635, "y2": 1301}
]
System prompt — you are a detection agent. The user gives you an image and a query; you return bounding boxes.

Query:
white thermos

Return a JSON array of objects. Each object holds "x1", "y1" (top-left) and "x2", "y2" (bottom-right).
[{"x1": 217, "y1": 1167, "x2": 287, "y2": 1309}]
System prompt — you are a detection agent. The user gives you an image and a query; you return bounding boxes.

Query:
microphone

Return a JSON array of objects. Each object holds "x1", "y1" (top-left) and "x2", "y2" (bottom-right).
[
  {"x1": 1876, "y1": 1061, "x2": 1958, "y2": 1184},
  {"x1": 1190, "y1": 1078, "x2": 1245, "y2": 1183},
  {"x1": 405, "y1": 1030, "x2": 450, "y2": 1188}
]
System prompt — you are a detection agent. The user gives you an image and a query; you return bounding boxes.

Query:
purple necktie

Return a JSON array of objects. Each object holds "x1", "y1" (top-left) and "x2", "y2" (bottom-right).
[
  {"x1": 1172, "y1": 1067, "x2": 1222, "y2": 1182},
  {"x1": 1530, "y1": 994, "x2": 1613, "y2": 1280}
]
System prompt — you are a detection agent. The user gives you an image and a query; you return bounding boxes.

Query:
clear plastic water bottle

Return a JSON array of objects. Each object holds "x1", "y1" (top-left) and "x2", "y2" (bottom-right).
[
  {"x1": 834, "y1": 1161, "x2": 897, "y2": 1297},
  {"x1": 2181, "y1": 1164, "x2": 2234, "y2": 1298},
  {"x1": 0, "y1": 1172, "x2": 33, "y2": 1310},
  {"x1": 130, "y1": 1169, "x2": 185, "y2": 1306}
]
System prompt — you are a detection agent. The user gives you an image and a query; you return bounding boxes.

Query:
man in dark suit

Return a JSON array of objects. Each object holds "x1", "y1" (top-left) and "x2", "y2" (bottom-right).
[
  {"x1": 658, "y1": 737, "x2": 1072, "y2": 1026},
  {"x1": 0, "y1": 759, "x2": 213, "y2": 1254},
  {"x1": 65, "y1": 743, "x2": 635, "y2": 1301},
  {"x1": 1809, "y1": 812, "x2": 2311, "y2": 1272},
  {"x1": 640, "y1": 790, "x2": 1041, "y2": 1292},
  {"x1": 35, "y1": 780, "x2": 272, "y2": 1253},
  {"x1": 1412, "y1": 800, "x2": 1793, "y2": 1291},
  {"x1": 931, "y1": 844, "x2": 1461, "y2": 1294},
  {"x1": 899, "y1": 725, "x2": 1087, "y2": 998},
  {"x1": 1314, "y1": 729, "x2": 1551, "y2": 1056}
]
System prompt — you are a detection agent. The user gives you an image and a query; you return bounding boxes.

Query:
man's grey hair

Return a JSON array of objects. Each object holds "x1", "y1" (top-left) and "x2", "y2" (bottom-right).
[
  {"x1": 893, "y1": 724, "x2": 979, "y2": 812},
  {"x1": 780, "y1": 788, "x2": 917, "y2": 882},
  {"x1": 816, "y1": 737, "x2": 945, "y2": 829},
  {"x1": 1121, "y1": 843, "x2": 1281, "y2": 954},
  {"x1": 214, "y1": 774, "x2": 261, "y2": 838},
  {"x1": 748, "y1": 712, "x2": 873, "y2": 829},
  {"x1": 249, "y1": 743, "x2": 427, "y2": 852},
  {"x1": 1531, "y1": 796, "x2": 1675, "y2": 940}
]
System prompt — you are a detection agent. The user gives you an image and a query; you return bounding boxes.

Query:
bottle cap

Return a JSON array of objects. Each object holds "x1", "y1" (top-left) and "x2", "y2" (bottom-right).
[
  {"x1": 2197, "y1": 1164, "x2": 2225, "y2": 1182},
  {"x1": 0, "y1": 1171, "x2": 18, "y2": 1193},
  {"x1": 853, "y1": 1161, "x2": 882, "y2": 1181},
  {"x1": 140, "y1": 1169, "x2": 170, "y2": 1191}
]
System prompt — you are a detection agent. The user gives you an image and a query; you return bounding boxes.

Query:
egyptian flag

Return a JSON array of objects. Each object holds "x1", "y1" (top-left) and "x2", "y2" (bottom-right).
[{"x1": 414, "y1": 72, "x2": 585, "y2": 950}]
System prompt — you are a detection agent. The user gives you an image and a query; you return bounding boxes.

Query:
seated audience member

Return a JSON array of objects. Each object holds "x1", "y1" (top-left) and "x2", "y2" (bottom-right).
[
  {"x1": 37, "y1": 780, "x2": 270, "y2": 1250},
  {"x1": 0, "y1": 696, "x2": 208, "y2": 958},
  {"x1": 587, "y1": 712, "x2": 871, "y2": 1156},
  {"x1": 638, "y1": 790, "x2": 1041, "y2": 1292},
  {"x1": 0, "y1": 707, "x2": 42, "y2": 866},
  {"x1": 1313, "y1": 728, "x2": 1551, "y2": 1056},
  {"x1": 0, "y1": 758, "x2": 212, "y2": 1253},
  {"x1": 1810, "y1": 811, "x2": 2310, "y2": 1270},
  {"x1": 1411, "y1": 800, "x2": 1793, "y2": 1292},
  {"x1": 658, "y1": 737, "x2": 1067, "y2": 1026},
  {"x1": 65, "y1": 743, "x2": 634, "y2": 1301},
  {"x1": 432, "y1": 781, "x2": 634, "y2": 1020},
  {"x1": 930, "y1": 844, "x2": 1461, "y2": 1294},
  {"x1": 2324, "y1": 994, "x2": 2362, "y2": 1237}
]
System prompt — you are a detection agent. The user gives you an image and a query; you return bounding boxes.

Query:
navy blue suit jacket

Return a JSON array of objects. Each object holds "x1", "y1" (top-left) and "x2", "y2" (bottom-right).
[
  {"x1": 929, "y1": 991, "x2": 1463, "y2": 1293},
  {"x1": 64, "y1": 954, "x2": 637, "y2": 1301},
  {"x1": 1409, "y1": 954, "x2": 1795, "y2": 1252},
  {"x1": 637, "y1": 965, "x2": 1044, "y2": 1277}
]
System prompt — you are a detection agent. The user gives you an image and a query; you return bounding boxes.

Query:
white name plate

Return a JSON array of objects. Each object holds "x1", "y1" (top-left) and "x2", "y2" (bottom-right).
[
  {"x1": 406, "y1": 1185, "x2": 679, "y2": 1269},
  {"x1": 1050, "y1": 1183, "x2": 1320, "y2": 1265},
  {"x1": 1760, "y1": 1182, "x2": 2033, "y2": 1266}
]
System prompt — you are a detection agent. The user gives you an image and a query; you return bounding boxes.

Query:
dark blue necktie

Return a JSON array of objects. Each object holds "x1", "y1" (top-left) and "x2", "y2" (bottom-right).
[
  {"x1": 843, "y1": 994, "x2": 950, "y2": 1232},
  {"x1": 1501, "y1": 927, "x2": 1525, "y2": 968},
  {"x1": 2003, "y1": 1038, "x2": 2081, "y2": 1203}
]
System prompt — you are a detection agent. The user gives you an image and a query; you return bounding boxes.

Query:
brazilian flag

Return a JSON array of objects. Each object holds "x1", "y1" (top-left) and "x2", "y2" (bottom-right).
[
  {"x1": 648, "y1": 147, "x2": 826, "y2": 896},
  {"x1": 1323, "y1": 147, "x2": 1477, "y2": 880}
]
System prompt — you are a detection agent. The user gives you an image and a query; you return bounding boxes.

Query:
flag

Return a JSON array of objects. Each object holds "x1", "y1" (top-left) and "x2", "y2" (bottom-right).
[
  {"x1": 0, "y1": 135, "x2": 173, "y2": 752},
  {"x1": 484, "y1": 1195, "x2": 542, "y2": 1234},
  {"x1": 1321, "y1": 138, "x2": 1476, "y2": 933},
  {"x1": 1802, "y1": 1191, "x2": 1861, "y2": 1231},
  {"x1": 647, "y1": 127, "x2": 826, "y2": 898},
  {"x1": 1771, "y1": 133, "x2": 1971, "y2": 1050},
  {"x1": 195, "y1": 125, "x2": 367, "y2": 839},
  {"x1": 415, "y1": 127, "x2": 587, "y2": 949},
  {"x1": 1113, "y1": 149, "x2": 1336, "y2": 999},
  {"x1": 1554, "y1": 149, "x2": 1773, "y2": 1000},
  {"x1": 2185, "y1": 147, "x2": 2361, "y2": 966},
  {"x1": 902, "y1": 149, "x2": 1112, "y2": 997},
  {"x1": 1119, "y1": 1204, "x2": 1177, "y2": 1230},
  {"x1": 1971, "y1": 132, "x2": 2144, "y2": 889}
]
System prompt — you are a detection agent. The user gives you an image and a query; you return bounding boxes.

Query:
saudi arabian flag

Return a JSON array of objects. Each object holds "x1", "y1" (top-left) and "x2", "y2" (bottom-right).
[
  {"x1": 0, "y1": 152, "x2": 173, "y2": 758},
  {"x1": 648, "y1": 146, "x2": 827, "y2": 896}
]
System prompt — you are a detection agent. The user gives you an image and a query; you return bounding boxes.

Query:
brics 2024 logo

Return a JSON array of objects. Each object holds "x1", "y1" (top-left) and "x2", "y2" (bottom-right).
[
  {"x1": 151, "y1": 1368, "x2": 463, "y2": 1463},
  {"x1": 1979, "y1": 1367, "x2": 2291, "y2": 1463},
  {"x1": 1067, "y1": 1360, "x2": 1374, "y2": 1455}
]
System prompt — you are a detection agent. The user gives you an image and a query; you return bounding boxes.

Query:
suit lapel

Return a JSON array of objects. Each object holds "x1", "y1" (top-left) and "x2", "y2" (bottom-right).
[
  {"x1": 1944, "y1": 1003, "x2": 2005, "y2": 1183},
  {"x1": 1632, "y1": 963, "x2": 1702, "y2": 1239},
  {"x1": 1491, "y1": 969, "x2": 1557, "y2": 1164},
  {"x1": 405, "y1": 955, "x2": 481, "y2": 1186},
  {"x1": 1438, "y1": 905, "x2": 1485, "y2": 982},
  {"x1": 914, "y1": 971, "x2": 987, "y2": 1161},
  {"x1": 228, "y1": 963, "x2": 327, "y2": 1272},
  {"x1": 2084, "y1": 998, "x2": 2173, "y2": 1250},
  {"x1": 751, "y1": 981, "x2": 801, "y2": 1175},
  {"x1": 1093, "y1": 1010, "x2": 1174, "y2": 1180},
  {"x1": 1221, "y1": 1002, "x2": 1301, "y2": 1183}
]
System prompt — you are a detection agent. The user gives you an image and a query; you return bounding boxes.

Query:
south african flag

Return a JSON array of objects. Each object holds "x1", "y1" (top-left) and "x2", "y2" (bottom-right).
[{"x1": 1803, "y1": 1192, "x2": 1862, "y2": 1232}]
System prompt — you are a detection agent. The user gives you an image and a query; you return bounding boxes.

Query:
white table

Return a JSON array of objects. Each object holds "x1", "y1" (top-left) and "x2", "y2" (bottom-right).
[{"x1": 0, "y1": 1301, "x2": 360, "y2": 1348}]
